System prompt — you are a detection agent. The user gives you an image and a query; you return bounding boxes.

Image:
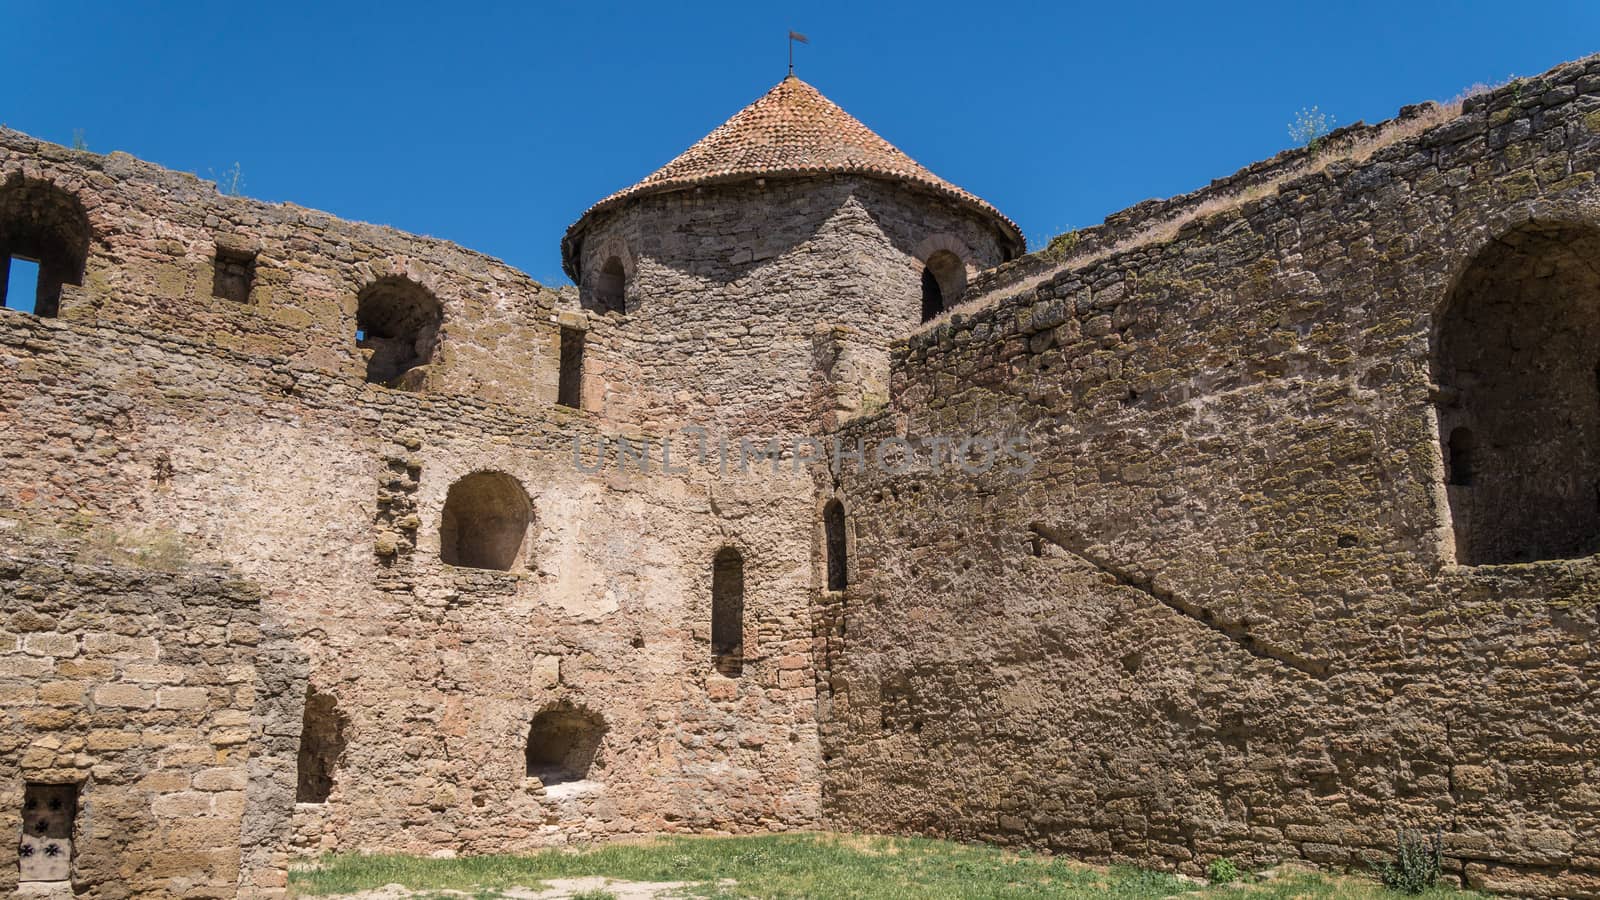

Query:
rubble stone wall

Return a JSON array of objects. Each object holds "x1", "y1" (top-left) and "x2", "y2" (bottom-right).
[
  {"x1": 0, "y1": 532, "x2": 279, "y2": 899},
  {"x1": 7, "y1": 43, "x2": 1600, "y2": 900},
  {"x1": 572, "y1": 176, "x2": 1009, "y2": 431},
  {"x1": 0, "y1": 133, "x2": 824, "y2": 894},
  {"x1": 0, "y1": 129, "x2": 568, "y2": 411},
  {"x1": 822, "y1": 56, "x2": 1600, "y2": 897},
  {"x1": 0, "y1": 288, "x2": 823, "y2": 859}
]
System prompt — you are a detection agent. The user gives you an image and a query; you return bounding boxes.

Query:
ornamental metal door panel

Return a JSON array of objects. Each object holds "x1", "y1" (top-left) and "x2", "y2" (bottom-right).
[{"x1": 19, "y1": 783, "x2": 77, "y2": 883}]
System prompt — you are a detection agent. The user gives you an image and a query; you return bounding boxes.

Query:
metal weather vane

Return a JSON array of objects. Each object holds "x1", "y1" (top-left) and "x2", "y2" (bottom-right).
[{"x1": 788, "y1": 30, "x2": 808, "y2": 76}]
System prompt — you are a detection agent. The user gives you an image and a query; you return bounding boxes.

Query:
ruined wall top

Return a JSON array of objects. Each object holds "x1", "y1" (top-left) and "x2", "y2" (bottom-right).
[{"x1": 0, "y1": 126, "x2": 569, "y2": 411}]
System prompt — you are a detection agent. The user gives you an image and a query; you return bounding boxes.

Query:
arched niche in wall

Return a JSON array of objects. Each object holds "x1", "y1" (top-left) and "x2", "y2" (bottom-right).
[
  {"x1": 296, "y1": 685, "x2": 348, "y2": 803},
  {"x1": 525, "y1": 702, "x2": 607, "y2": 786},
  {"x1": 1434, "y1": 220, "x2": 1600, "y2": 565},
  {"x1": 0, "y1": 176, "x2": 91, "y2": 318},
  {"x1": 439, "y1": 470, "x2": 532, "y2": 571},
  {"x1": 356, "y1": 275, "x2": 442, "y2": 389}
]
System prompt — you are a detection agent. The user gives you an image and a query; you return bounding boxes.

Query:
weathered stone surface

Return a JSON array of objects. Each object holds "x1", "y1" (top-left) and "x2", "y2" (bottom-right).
[
  {"x1": 0, "y1": 533, "x2": 275, "y2": 898},
  {"x1": 1, "y1": 49, "x2": 1598, "y2": 900},
  {"x1": 823, "y1": 54, "x2": 1600, "y2": 898}
]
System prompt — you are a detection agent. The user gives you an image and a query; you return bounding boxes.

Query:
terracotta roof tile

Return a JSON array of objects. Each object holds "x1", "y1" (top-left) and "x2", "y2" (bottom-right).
[{"x1": 563, "y1": 76, "x2": 1022, "y2": 277}]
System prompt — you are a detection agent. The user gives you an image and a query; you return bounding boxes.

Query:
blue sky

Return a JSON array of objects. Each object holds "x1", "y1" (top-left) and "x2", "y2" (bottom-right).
[{"x1": 5, "y1": 2, "x2": 1597, "y2": 286}]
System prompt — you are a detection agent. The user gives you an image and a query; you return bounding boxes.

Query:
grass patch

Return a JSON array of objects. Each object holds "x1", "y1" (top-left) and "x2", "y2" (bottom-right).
[
  {"x1": 290, "y1": 833, "x2": 1485, "y2": 899},
  {"x1": 1212, "y1": 871, "x2": 1470, "y2": 900}
]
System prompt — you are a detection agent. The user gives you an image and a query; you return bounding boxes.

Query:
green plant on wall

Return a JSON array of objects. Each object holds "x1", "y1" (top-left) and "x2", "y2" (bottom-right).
[
  {"x1": 1041, "y1": 228, "x2": 1081, "y2": 262},
  {"x1": 212, "y1": 161, "x2": 246, "y2": 197},
  {"x1": 1288, "y1": 106, "x2": 1335, "y2": 151}
]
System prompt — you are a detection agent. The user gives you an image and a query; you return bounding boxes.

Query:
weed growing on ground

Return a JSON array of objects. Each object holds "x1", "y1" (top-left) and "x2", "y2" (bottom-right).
[
  {"x1": 1208, "y1": 856, "x2": 1241, "y2": 884},
  {"x1": 1377, "y1": 828, "x2": 1443, "y2": 895}
]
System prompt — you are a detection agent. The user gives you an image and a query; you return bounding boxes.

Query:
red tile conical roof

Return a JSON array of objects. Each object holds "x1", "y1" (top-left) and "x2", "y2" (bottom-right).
[{"x1": 562, "y1": 76, "x2": 1022, "y2": 278}]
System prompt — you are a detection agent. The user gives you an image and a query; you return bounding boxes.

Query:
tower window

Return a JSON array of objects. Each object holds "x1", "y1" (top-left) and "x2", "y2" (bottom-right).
[
  {"x1": 557, "y1": 326, "x2": 585, "y2": 409},
  {"x1": 824, "y1": 499, "x2": 848, "y2": 591},
  {"x1": 440, "y1": 471, "x2": 531, "y2": 571},
  {"x1": 212, "y1": 246, "x2": 256, "y2": 303},
  {"x1": 920, "y1": 250, "x2": 966, "y2": 322},
  {"x1": 296, "y1": 686, "x2": 348, "y2": 803},
  {"x1": 920, "y1": 268, "x2": 943, "y2": 322},
  {"x1": 592, "y1": 256, "x2": 626, "y2": 314},
  {"x1": 711, "y1": 547, "x2": 744, "y2": 677}
]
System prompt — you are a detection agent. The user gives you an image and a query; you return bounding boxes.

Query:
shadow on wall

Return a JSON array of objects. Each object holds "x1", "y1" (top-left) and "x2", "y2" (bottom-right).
[
  {"x1": 582, "y1": 180, "x2": 1001, "y2": 290},
  {"x1": 1435, "y1": 220, "x2": 1600, "y2": 565}
]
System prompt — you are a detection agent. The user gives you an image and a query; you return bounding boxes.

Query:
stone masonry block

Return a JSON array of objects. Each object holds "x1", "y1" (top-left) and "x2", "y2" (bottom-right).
[{"x1": 93, "y1": 683, "x2": 155, "y2": 709}]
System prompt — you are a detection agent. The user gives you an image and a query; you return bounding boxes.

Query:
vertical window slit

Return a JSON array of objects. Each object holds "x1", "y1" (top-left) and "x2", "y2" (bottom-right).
[
  {"x1": 558, "y1": 326, "x2": 585, "y2": 409},
  {"x1": 296, "y1": 686, "x2": 348, "y2": 803},
  {"x1": 824, "y1": 499, "x2": 848, "y2": 591},
  {"x1": 711, "y1": 547, "x2": 744, "y2": 677},
  {"x1": 1447, "y1": 427, "x2": 1474, "y2": 487}
]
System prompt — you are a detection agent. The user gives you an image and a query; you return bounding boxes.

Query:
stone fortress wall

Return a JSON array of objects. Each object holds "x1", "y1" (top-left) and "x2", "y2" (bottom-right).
[
  {"x1": 0, "y1": 528, "x2": 295, "y2": 898},
  {"x1": 0, "y1": 49, "x2": 1598, "y2": 899},
  {"x1": 821, "y1": 55, "x2": 1600, "y2": 897},
  {"x1": 0, "y1": 131, "x2": 841, "y2": 896}
]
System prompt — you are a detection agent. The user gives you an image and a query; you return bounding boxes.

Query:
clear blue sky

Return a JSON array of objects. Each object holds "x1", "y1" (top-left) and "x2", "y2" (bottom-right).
[{"x1": 6, "y1": 2, "x2": 1597, "y2": 286}]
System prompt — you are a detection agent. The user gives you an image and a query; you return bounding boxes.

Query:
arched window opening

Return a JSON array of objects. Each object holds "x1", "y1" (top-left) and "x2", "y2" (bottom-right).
[
  {"x1": 440, "y1": 471, "x2": 531, "y2": 571},
  {"x1": 1436, "y1": 222, "x2": 1600, "y2": 564},
  {"x1": 557, "y1": 325, "x2": 585, "y2": 409},
  {"x1": 920, "y1": 250, "x2": 966, "y2": 322},
  {"x1": 296, "y1": 685, "x2": 348, "y2": 803},
  {"x1": 1447, "y1": 427, "x2": 1474, "y2": 487},
  {"x1": 0, "y1": 177, "x2": 91, "y2": 318},
  {"x1": 592, "y1": 256, "x2": 626, "y2": 314},
  {"x1": 711, "y1": 547, "x2": 744, "y2": 677},
  {"x1": 356, "y1": 276, "x2": 442, "y2": 389},
  {"x1": 824, "y1": 500, "x2": 848, "y2": 591},
  {"x1": 525, "y1": 703, "x2": 607, "y2": 786}
]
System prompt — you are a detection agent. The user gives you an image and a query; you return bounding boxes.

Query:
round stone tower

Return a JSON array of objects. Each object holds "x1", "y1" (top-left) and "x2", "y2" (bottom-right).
[{"x1": 562, "y1": 75, "x2": 1023, "y2": 432}]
